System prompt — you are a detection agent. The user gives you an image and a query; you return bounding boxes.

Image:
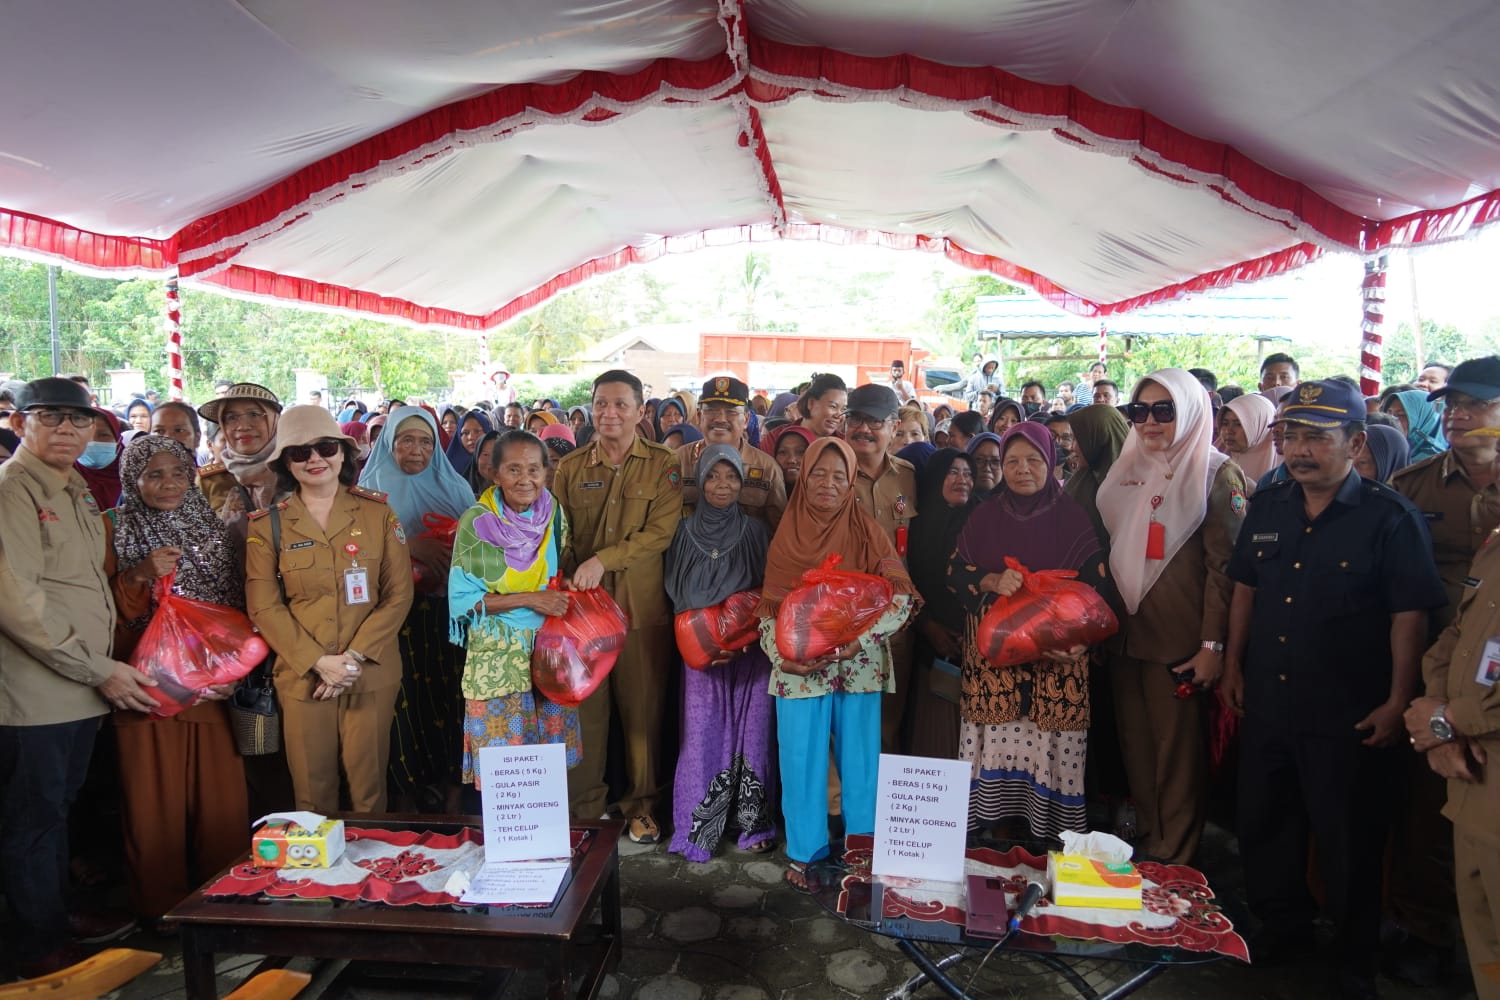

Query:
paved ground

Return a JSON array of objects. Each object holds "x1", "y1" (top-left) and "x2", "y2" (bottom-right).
[{"x1": 95, "y1": 821, "x2": 1474, "y2": 1000}]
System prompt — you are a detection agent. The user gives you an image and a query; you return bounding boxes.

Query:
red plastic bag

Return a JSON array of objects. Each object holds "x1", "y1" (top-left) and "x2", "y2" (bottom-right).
[
  {"x1": 675, "y1": 589, "x2": 762, "y2": 670},
  {"x1": 128, "y1": 572, "x2": 270, "y2": 718},
  {"x1": 531, "y1": 585, "x2": 629, "y2": 706},
  {"x1": 775, "y1": 554, "x2": 895, "y2": 663},
  {"x1": 976, "y1": 557, "x2": 1119, "y2": 668},
  {"x1": 412, "y1": 513, "x2": 460, "y2": 594}
]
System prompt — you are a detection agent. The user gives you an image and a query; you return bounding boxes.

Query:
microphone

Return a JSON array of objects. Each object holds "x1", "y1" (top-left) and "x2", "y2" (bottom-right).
[{"x1": 1008, "y1": 881, "x2": 1046, "y2": 934}]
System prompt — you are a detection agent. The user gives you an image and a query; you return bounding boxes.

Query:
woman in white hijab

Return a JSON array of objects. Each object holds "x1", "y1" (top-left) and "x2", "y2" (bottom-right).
[
  {"x1": 1096, "y1": 368, "x2": 1247, "y2": 864},
  {"x1": 1217, "y1": 393, "x2": 1278, "y2": 493}
]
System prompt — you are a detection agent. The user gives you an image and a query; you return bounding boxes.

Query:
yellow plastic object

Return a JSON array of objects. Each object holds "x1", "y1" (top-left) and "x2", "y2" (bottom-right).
[
  {"x1": 224, "y1": 969, "x2": 313, "y2": 1000},
  {"x1": 0, "y1": 947, "x2": 161, "y2": 999}
]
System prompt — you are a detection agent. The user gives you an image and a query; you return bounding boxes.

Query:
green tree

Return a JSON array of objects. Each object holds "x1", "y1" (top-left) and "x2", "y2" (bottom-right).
[{"x1": 921, "y1": 274, "x2": 1024, "y2": 360}]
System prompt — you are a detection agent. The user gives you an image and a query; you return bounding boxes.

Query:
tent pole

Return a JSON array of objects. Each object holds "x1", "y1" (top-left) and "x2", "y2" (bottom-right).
[
  {"x1": 48, "y1": 265, "x2": 60, "y2": 376},
  {"x1": 165, "y1": 275, "x2": 183, "y2": 401},
  {"x1": 1359, "y1": 256, "x2": 1387, "y2": 397}
]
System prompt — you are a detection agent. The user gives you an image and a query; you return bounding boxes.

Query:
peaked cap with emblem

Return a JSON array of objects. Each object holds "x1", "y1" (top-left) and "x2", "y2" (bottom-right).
[{"x1": 700, "y1": 375, "x2": 749, "y2": 407}]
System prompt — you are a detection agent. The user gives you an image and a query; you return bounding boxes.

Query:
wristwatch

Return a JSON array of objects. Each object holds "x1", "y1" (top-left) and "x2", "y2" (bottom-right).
[
  {"x1": 1200, "y1": 641, "x2": 1225, "y2": 653},
  {"x1": 1429, "y1": 704, "x2": 1455, "y2": 743}
]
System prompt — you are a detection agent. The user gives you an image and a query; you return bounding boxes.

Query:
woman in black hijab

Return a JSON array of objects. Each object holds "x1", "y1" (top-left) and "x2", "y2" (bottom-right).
[{"x1": 905, "y1": 447, "x2": 977, "y2": 758}]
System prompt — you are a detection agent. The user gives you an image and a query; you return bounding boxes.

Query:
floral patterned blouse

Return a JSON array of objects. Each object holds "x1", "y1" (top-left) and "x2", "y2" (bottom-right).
[{"x1": 758, "y1": 594, "x2": 912, "y2": 699}]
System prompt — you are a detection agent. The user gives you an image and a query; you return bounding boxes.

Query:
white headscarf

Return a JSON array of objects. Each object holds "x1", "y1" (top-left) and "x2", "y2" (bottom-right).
[
  {"x1": 1223, "y1": 393, "x2": 1277, "y2": 486},
  {"x1": 1097, "y1": 368, "x2": 1228, "y2": 614}
]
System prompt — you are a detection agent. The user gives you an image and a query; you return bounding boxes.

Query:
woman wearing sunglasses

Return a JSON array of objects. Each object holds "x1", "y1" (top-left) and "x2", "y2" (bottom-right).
[
  {"x1": 245, "y1": 406, "x2": 414, "y2": 814},
  {"x1": 1096, "y1": 369, "x2": 1247, "y2": 865}
]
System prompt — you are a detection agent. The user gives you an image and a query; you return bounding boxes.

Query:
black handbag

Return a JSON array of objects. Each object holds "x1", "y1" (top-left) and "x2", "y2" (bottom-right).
[{"x1": 226, "y1": 503, "x2": 284, "y2": 756}]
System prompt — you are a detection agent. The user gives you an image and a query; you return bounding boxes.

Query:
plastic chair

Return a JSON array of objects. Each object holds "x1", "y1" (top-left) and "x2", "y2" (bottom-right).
[
  {"x1": 223, "y1": 969, "x2": 312, "y2": 1000},
  {"x1": 0, "y1": 947, "x2": 161, "y2": 999}
]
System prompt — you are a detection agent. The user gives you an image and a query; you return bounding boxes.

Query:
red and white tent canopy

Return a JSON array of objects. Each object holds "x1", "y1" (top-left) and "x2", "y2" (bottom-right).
[{"x1": 2, "y1": 0, "x2": 1498, "y2": 329}]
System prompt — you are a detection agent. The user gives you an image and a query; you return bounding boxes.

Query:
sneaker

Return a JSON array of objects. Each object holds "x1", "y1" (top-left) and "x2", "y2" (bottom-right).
[
  {"x1": 15, "y1": 943, "x2": 95, "y2": 980},
  {"x1": 67, "y1": 909, "x2": 136, "y2": 944},
  {"x1": 627, "y1": 815, "x2": 661, "y2": 844}
]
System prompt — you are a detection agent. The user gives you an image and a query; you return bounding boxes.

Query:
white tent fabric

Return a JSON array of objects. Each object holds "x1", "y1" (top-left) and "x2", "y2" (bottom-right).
[{"x1": 1, "y1": 0, "x2": 1497, "y2": 328}]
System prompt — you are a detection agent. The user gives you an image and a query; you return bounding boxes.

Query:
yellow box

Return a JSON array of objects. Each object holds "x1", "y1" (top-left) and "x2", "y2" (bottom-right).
[
  {"x1": 251, "y1": 819, "x2": 346, "y2": 869},
  {"x1": 1047, "y1": 852, "x2": 1143, "y2": 910}
]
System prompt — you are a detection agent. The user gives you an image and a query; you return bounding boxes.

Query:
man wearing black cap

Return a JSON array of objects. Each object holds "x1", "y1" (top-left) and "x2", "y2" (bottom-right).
[
  {"x1": 1386, "y1": 355, "x2": 1500, "y2": 984},
  {"x1": 1220, "y1": 380, "x2": 1446, "y2": 999},
  {"x1": 0, "y1": 378, "x2": 159, "y2": 974},
  {"x1": 677, "y1": 375, "x2": 787, "y2": 529},
  {"x1": 845, "y1": 384, "x2": 919, "y2": 751}
]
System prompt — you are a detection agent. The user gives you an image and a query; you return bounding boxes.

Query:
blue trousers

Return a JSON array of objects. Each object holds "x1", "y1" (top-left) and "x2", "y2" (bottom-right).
[
  {"x1": 0, "y1": 718, "x2": 99, "y2": 954},
  {"x1": 776, "y1": 691, "x2": 880, "y2": 864}
]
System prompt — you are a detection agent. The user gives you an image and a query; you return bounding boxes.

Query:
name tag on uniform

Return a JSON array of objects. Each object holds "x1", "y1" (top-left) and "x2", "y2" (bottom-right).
[
  {"x1": 1251, "y1": 532, "x2": 1278, "y2": 543},
  {"x1": 288, "y1": 540, "x2": 314, "y2": 550},
  {"x1": 345, "y1": 568, "x2": 370, "y2": 605},
  {"x1": 580, "y1": 481, "x2": 605, "y2": 490},
  {"x1": 1464, "y1": 577, "x2": 1482, "y2": 589},
  {"x1": 1423, "y1": 511, "x2": 1445, "y2": 521},
  {"x1": 1478, "y1": 637, "x2": 1500, "y2": 687},
  {"x1": 742, "y1": 479, "x2": 769, "y2": 491}
]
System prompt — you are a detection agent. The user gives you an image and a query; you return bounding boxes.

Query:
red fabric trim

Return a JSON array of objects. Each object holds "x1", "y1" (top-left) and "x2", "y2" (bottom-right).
[
  {"x1": 0, "y1": 208, "x2": 174, "y2": 272},
  {"x1": 175, "y1": 55, "x2": 739, "y2": 275},
  {"x1": 744, "y1": 105, "x2": 787, "y2": 231},
  {"x1": 198, "y1": 265, "x2": 495, "y2": 330},
  {"x1": 745, "y1": 36, "x2": 1364, "y2": 250},
  {"x1": 1369, "y1": 188, "x2": 1500, "y2": 250}
]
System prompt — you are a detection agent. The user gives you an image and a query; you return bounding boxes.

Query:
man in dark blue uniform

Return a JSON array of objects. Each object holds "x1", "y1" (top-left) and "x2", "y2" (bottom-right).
[{"x1": 1219, "y1": 379, "x2": 1447, "y2": 1000}]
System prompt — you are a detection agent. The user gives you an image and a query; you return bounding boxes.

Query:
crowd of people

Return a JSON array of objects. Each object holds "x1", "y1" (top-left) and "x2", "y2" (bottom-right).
[{"x1": 0, "y1": 352, "x2": 1496, "y2": 1000}]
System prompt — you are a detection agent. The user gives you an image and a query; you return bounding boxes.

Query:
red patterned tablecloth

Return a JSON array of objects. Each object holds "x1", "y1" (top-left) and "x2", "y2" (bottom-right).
[
  {"x1": 204, "y1": 827, "x2": 586, "y2": 907},
  {"x1": 837, "y1": 834, "x2": 1249, "y2": 962}
]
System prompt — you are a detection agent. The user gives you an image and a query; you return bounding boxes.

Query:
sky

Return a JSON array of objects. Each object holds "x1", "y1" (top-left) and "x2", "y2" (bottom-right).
[{"x1": 635, "y1": 223, "x2": 1500, "y2": 350}]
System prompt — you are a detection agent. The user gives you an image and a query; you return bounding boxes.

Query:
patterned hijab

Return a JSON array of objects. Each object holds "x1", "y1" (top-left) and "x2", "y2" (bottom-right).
[
  {"x1": 665, "y1": 444, "x2": 769, "y2": 613},
  {"x1": 444, "y1": 409, "x2": 493, "y2": 476},
  {"x1": 448, "y1": 476, "x2": 563, "y2": 642},
  {"x1": 111, "y1": 435, "x2": 240, "y2": 616}
]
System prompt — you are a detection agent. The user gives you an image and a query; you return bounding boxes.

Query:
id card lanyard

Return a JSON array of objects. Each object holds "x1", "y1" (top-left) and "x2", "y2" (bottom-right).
[
  {"x1": 1146, "y1": 494, "x2": 1166, "y2": 560},
  {"x1": 343, "y1": 542, "x2": 370, "y2": 605}
]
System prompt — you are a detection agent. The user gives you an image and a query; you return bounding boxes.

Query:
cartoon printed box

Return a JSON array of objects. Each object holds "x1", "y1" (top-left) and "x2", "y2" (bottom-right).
[
  {"x1": 1047, "y1": 852, "x2": 1143, "y2": 910},
  {"x1": 251, "y1": 818, "x2": 346, "y2": 869}
]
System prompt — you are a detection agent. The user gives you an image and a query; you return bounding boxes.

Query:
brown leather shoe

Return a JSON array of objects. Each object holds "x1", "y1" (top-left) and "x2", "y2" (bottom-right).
[{"x1": 67, "y1": 909, "x2": 136, "y2": 944}]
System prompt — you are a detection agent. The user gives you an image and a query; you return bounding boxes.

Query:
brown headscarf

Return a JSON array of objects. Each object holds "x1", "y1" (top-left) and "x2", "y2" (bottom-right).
[{"x1": 756, "y1": 437, "x2": 914, "y2": 617}]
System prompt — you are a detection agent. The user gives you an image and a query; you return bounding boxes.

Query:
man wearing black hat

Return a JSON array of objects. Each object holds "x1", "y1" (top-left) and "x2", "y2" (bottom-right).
[
  {"x1": 845, "y1": 384, "x2": 919, "y2": 752},
  {"x1": 1220, "y1": 380, "x2": 1446, "y2": 999},
  {"x1": 677, "y1": 375, "x2": 787, "y2": 529},
  {"x1": 1386, "y1": 355, "x2": 1500, "y2": 984},
  {"x1": 0, "y1": 378, "x2": 158, "y2": 974}
]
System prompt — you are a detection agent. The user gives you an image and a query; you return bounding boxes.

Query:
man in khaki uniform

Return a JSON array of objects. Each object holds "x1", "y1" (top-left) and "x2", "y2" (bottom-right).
[
  {"x1": 1406, "y1": 424, "x2": 1500, "y2": 1000},
  {"x1": 677, "y1": 375, "x2": 786, "y2": 531},
  {"x1": 554, "y1": 370, "x2": 682, "y2": 843},
  {"x1": 1387, "y1": 356, "x2": 1500, "y2": 984},
  {"x1": 0, "y1": 378, "x2": 157, "y2": 973},
  {"x1": 844, "y1": 384, "x2": 918, "y2": 752}
]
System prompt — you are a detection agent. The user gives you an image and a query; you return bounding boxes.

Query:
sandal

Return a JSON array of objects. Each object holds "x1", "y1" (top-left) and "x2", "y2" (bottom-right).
[
  {"x1": 744, "y1": 838, "x2": 777, "y2": 855},
  {"x1": 784, "y1": 861, "x2": 822, "y2": 894},
  {"x1": 627, "y1": 815, "x2": 661, "y2": 845}
]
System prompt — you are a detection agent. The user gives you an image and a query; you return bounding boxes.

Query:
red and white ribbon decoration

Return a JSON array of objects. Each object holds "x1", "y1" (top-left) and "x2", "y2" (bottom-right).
[
  {"x1": 165, "y1": 275, "x2": 184, "y2": 401},
  {"x1": 1359, "y1": 256, "x2": 1387, "y2": 397},
  {"x1": 1099, "y1": 322, "x2": 1107, "y2": 368}
]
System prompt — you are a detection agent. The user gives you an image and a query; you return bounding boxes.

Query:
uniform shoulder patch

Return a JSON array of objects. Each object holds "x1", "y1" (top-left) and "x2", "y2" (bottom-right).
[
  {"x1": 1229, "y1": 487, "x2": 1247, "y2": 516},
  {"x1": 349, "y1": 484, "x2": 388, "y2": 503},
  {"x1": 198, "y1": 461, "x2": 227, "y2": 476},
  {"x1": 247, "y1": 501, "x2": 289, "y2": 521},
  {"x1": 668, "y1": 468, "x2": 681, "y2": 489},
  {"x1": 390, "y1": 514, "x2": 407, "y2": 544}
]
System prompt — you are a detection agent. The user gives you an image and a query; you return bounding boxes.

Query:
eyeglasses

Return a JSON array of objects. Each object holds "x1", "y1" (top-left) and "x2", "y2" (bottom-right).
[
  {"x1": 845, "y1": 414, "x2": 892, "y2": 430},
  {"x1": 29, "y1": 408, "x2": 95, "y2": 428},
  {"x1": 1444, "y1": 393, "x2": 1500, "y2": 416},
  {"x1": 1126, "y1": 401, "x2": 1177, "y2": 424},
  {"x1": 282, "y1": 439, "x2": 342, "y2": 463},
  {"x1": 972, "y1": 457, "x2": 1003, "y2": 470}
]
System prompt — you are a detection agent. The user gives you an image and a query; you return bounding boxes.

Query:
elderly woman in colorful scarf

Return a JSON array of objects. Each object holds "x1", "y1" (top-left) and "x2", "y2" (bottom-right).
[
  {"x1": 449, "y1": 430, "x2": 580, "y2": 791},
  {"x1": 359, "y1": 405, "x2": 477, "y2": 812},
  {"x1": 103, "y1": 435, "x2": 247, "y2": 919}
]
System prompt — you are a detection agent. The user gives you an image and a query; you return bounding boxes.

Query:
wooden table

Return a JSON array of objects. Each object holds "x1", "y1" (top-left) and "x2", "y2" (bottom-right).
[{"x1": 166, "y1": 817, "x2": 622, "y2": 1000}]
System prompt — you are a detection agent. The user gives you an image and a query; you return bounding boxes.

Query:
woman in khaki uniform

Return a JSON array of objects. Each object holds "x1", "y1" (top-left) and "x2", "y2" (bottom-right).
[
  {"x1": 1097, "y1": 369, "x2": 1245, "y2": 864},
  {"x1": 245, "y1": 406, "x2": 414, "y2": 814}
]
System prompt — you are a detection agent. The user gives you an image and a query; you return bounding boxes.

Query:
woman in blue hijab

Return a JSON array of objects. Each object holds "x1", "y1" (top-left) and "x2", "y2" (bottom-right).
[
  {"x1": 360, "y1": 406, "x2": 477, "y2": 812},
  {"x1": 1358, "y1": 423, "x2": 1411, "y2": 482},
  {"x1": 1382, "y1": 388, "x2": 1447, "y2": 464}
]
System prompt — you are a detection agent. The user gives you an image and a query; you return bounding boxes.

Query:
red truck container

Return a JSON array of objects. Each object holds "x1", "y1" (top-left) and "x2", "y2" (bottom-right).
[{"x1": 698, "y1": 332, "x2": 964, "y2": 407}]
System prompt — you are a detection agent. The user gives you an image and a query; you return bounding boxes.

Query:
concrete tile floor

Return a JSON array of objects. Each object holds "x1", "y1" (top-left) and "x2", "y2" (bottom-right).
[{"x1": 93, "y1": 823, "x2": 1470, "y2": 999}]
